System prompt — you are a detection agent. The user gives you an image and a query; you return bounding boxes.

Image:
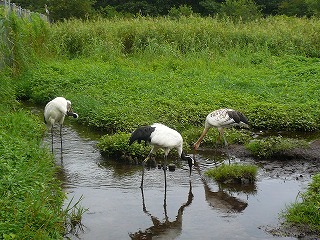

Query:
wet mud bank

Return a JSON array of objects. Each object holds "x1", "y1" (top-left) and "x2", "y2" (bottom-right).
[
  {"x1": 227, "y1": 140, "x2": 320, "y2": 179},
  {"x1": 225, "y1": 141, "x2": 320, "y2": 239}
]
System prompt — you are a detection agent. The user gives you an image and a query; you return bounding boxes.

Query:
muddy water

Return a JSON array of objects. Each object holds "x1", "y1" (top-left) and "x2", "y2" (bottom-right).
[{"x1": 43, "y1": 122, "x2": 310, "y2": 240}]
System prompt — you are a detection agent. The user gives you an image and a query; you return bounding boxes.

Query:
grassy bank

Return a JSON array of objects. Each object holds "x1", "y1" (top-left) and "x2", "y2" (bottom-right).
[
  {"x1": 283, "y1": 174, "x2": 320, "y2": 233},
  {"x1": 15, "y1": 16, "x2": 320, "y2": 134},
  {"x1": 0, "y1": 73, "x2": 65, "y2": 239}
]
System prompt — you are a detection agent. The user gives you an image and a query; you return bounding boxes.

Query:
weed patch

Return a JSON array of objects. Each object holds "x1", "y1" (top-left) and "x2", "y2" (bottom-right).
[
  {"x1": 245, "y1": 136, "x2": 309, "y2": 159},
  {"x1": 283, "y1": 174, "x2": 320, "y2": 233},
  {"x1": 0, "y1": 110, "x2": 65, "y2": 238},
  {"x1": 205, "y1": 164, "x2": 258, "y2": 183}
]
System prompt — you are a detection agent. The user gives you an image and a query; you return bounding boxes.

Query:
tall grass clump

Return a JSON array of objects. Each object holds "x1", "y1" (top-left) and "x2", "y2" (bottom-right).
[
  {"x1": 47, "y1": 16, "x2": 320, "y2": 60},
  {"x1": 205, "y1": 164, "x2": 258, "y2": 183},
  {"x1": 0, "y1": 70, "x2": 18, "y2": 113},
  {"x1": 283, "y1": 173, "x2": 320, "y2": 233},
  {"x1": 0, "y1": 9, "x2": 50, "y2": 73}
]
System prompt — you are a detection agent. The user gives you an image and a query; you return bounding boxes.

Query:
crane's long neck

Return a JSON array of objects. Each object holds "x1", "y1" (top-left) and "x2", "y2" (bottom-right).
[
  {"x1": 181, "y1": 151, "x2": 194, "y2": 175},
  {"x1": 194, "y1": 127, "x2": 209, "y2": 150}
]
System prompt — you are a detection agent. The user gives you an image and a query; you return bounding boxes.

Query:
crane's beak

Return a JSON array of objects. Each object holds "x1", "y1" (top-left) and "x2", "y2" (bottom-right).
[
  {"x1": 67, "y1": 111, "x2": 78, "y2": 118},
  {"x1": 67, "y1": 105, "x2": 78, "y2": 118},
  {"x1": 188, "y1": 157, "x2": 194, "y2": 176}
]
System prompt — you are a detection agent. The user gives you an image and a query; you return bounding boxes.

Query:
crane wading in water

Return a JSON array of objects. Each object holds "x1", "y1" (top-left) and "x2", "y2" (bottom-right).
[
  {"x1": 194, "y1": 108, "x2": 249, "y2": 150},
  {"x1": 44, "y1": 97, "x2": 78, "y2": 156},
  {"x1": 129, "y1": 123, "x2": 194, "y2": 188}
]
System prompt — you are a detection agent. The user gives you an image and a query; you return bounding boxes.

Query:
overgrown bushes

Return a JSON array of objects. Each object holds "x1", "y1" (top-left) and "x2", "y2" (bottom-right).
[
  {"x1": 47, "y1": 16, "x2": 320, "y2": 59},
  {"x1": 0, "y1": 9, "x2": 50, "y2": 72}
]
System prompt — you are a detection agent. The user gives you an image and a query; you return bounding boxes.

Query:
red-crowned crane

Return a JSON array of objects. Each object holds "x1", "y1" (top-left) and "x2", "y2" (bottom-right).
[
  {"x1": 44, "y1": 97, "x2": 78, "y2": 156},
  {"x1": 194, "y1": 108, "x2": 249, "y2": 150},
  {"x1": 129, "y1": 123, "x2": 194, "y2": 188}
]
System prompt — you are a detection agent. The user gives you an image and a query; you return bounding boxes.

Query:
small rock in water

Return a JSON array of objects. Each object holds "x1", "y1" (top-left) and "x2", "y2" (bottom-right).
[{"x1": 168, "y1": 164, "x2": 176, "y2": 172}]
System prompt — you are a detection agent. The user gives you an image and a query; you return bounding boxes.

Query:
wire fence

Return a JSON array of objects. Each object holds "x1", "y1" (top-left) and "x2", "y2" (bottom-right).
[
  {"x1": 0, "y1": 0, "x2": 49, "y2": 22},
  {"x1": 0, "y1": 0, "x2": 49, "y2": 69}
]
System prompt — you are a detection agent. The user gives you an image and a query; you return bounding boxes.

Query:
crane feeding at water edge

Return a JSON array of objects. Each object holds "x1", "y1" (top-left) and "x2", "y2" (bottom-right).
[
  {"x1": 129, "y1": 123, "x2": 194, "y2": 188},
  {"x1": 44, "y1": 97, "x2": 78, "y2": 156},
  {"x1": 194, "y1": 108, "x2": 249, "y2": 150}
]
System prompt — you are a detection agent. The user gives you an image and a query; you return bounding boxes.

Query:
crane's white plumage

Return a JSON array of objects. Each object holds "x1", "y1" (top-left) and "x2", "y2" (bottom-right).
[
  {"x1": 149, "y1": 123, "x2": 183, "y2": 154},
  {"x1": 44, "y1": 97, "x2": 78, "y2": 155},
  {"x1": 194, "y1": 108, "x2": 249, "y2": 150},
  {"x1": 129, "y1": 123, "x2": 194, "y2": 188}
]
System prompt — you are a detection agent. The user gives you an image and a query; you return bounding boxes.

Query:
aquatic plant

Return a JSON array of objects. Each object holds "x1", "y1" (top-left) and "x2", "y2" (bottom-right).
[{"x1": 205, "y1": 164, "x2": 258, "y2": 183}]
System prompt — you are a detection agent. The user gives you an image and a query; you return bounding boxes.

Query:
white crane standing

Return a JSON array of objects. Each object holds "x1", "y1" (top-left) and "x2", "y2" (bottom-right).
[
  {"x1": 44, "y1": 97, "x2": 78, "y2": 157},
  {"x1": 129, "y1": 123, "x2": 194, "y2": 188}
]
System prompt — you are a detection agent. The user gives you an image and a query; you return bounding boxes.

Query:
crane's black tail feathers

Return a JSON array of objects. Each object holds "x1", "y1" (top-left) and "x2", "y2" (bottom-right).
[
  {"x1": 227, "y1": 110, "x2": 249, "y2": 125},
  {"x1": 129, "y1": 125, "x2": 156, "y2": 145}
]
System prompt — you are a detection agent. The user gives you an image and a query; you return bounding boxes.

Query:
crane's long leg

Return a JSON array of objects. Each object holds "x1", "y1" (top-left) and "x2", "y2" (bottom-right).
[
  {"x1": 163, "y1": 183, "x2": 167, "y2": 220},
  {"x1": 163, "y1": 154, "x2": 167, "y2": 191},
  {"x1": 140, "y1": 159, "x2": 146, "y2": 188},
  {"x1": 60, "y1": 124, "x2": 63, "y2": 161},
  {"x1": 51, "y1": 127, "x2": 54, "y2": 153},
  {"x1": 220, "y1": 130, "x2": 231, "y2": 165},
  {"x1": 141, "y1": 146, "x2": 158, "y2": 188},
  {"x1": 141, "y1": 155, "x2": 152, "y2": 188}
]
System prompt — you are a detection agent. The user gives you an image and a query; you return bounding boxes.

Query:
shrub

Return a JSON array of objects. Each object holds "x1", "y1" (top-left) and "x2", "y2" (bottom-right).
[{"x1": 97, "y1": 132, "x2": 148, "y2": 163}]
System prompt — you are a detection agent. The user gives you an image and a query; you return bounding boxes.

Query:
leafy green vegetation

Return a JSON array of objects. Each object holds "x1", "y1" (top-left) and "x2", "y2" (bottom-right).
[
  {"x1": 205, "y1": 164, "x2": 258, "y2": 183},
  {"x1": 97, "y1": 132, "x2": 146, "y2": 163},
  {"x1": 14, "y1": 16, "x2": 320, "y2": 136},
  {"x1": 0, "y1": 104, "x2": 65, "y2": 238},
  {"x1": 0, "y1": 9, "x2": 50, "y2": 72},
  {"x1": 283, "y1": 173, "x2": 320, "y2": 232},
  {"x1": 245, "y1": 136, "x2": 309, "y2": 158}
]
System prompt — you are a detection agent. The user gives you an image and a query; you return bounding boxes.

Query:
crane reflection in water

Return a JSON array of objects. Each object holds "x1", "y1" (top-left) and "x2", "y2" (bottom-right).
[
  {"x1": 129, "y1": 181, "x2": 194, "y2": 239},
  {"x1": 194, "y1": 160, "x2": 256, "y2": 214}
]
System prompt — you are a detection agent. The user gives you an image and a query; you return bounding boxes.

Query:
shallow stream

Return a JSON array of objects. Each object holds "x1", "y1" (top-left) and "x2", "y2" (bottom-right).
[{"x1": 41, "y1": 120, "x2": 312, "y2": 240}]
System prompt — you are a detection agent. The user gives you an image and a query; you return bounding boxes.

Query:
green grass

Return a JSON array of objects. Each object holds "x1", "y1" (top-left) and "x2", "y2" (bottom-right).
[
  {"x1": 0, "y1": 109, "x2": 65, "y2": 239},
  {"x1": 11, "y1": 16, "x2": 320, "y2": 136},
  {"x1": 0, "y1": 71, "x2": 67, "y2": 239},
  {"x1": 205, "y1": 164, "x2": 258, "y2": 183},
  {"x1": 283, "y1": 173, "x2": 320, "y2": 232},
  {"x1": 245, "y1": 136, "x2": 309, "y2": 159},
  {"x1": 16, "y1": 54, "x2": 320, "y2": 133}
]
